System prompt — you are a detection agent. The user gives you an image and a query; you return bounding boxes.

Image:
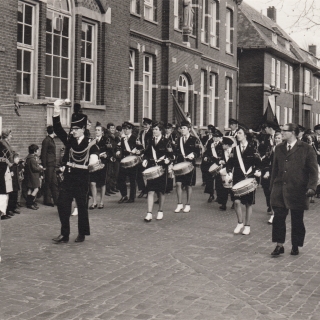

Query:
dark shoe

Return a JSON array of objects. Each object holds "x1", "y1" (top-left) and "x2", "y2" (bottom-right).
[
  {"x1": 118, "y1": 196, "x2": 128, "y2": 204},
  {"x1": 231, "y1": 203, "x2": 235, "y2": 209},
  {"x1": 44, "y1": 203, "x2": 54, "y2": 207},
  {"x1": 27, "y1": 205, "x2": 38, "y2": 210},
  {"x1": 207, "y1": 195, "x2": 214, "y2": 203},
  {"x1": 112, "y1": 188, "x2": 119, "y2": 192},
  {"x1": 75, "y1": 234, "x2": 85, "y2": 242},
  {"x1": 107, "y1": 190, "x2": 116, "y2": 195},
  {"x1": 310, "y1": 199, "x2": 315, "y2": 203},
  {"x1": 7, "y1": 211, "x2": 15, "y2": 216},
  {"x1": 13, "y1": 209, "x2": 20, "y2": 214},
  {"x1": 271, "y1": 245, "x2": 284, "y2": 256},
  {"x1": 219, "y1": 205, "x2": 226, "y2": 211},
  {"x1": 98, "y1": 203, "x2": 104, "y2": 209},
  {"x1": 105, "y1": 192, "x2": 111, "y2": 196},
  {"x1": 1, "y1": 215, "x2": 11, "y2": 220},
  {"x1": 267, "y1": 207, "x2": 272, "y2": 213},
  {"x1": 154, "y1": 199, "x2": 159, "y2": 204},
  {"x1": 17, "y1": 202, "x2": 22, "y2": 207},
  {"x1": 52, "y1": 235, "x2": 69, "y2": 243},
  {"x1": 89, "y1": 204, "x2": 97, "y2": 210},
  {"x1": 138, "y1": 192, "x2": 145, "y2": 198},
  {"x1": 291, "y1": 246, "x2": 299, "y2": 255},
  {"x1": 125, "y1": 198, "x2": 134, "y2": 203}
]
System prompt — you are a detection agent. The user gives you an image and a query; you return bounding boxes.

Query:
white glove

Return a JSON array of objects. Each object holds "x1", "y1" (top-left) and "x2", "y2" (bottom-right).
[
  {"x1": 204, "y1": 157, "x2": 208, "y2": 162},
  {"x1": 254, "y1": 170, "x2": 261, "y2": 177},
  {"x1": 53, "y1": 99, "x2": 64, "y2": 117},
  {"x1": 187, "y1": 153, "x2": 194, "y2": 160},
  {"x1": 164, "y1": 158, "x2": 170, "y2": 164},
  {"x1": 116, "y1": 151, "x2": 121, "y2": 156},
  {"x1": 142, "y1": 160, "x2": 148, "y2": 168},
  {"x1": 263, "y1": 172, "x2": 270, "y2": 179},
  {"x1": 219, "y1": 160, "x2": 225, "y2": 165},
  {"x1": 60, "y1": 166, "x2": 65, "y2": 172},
  {"x1": 226, "y1": 173, "x2": 233, "y2": 182}
]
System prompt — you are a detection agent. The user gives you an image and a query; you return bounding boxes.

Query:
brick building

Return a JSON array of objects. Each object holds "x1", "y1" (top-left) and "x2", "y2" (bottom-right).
[
  {"x1": 0, "y1": 0, "x2": 241, "y2": 157},
  {"x1": 238, "y1": 2, "x2": 320, "y2": 129}
]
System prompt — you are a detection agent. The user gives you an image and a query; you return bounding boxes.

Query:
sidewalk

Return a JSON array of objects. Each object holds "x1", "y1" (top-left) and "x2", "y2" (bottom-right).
[{"x1": 1, "y1": 169, "x2": 320, "y2": 320}]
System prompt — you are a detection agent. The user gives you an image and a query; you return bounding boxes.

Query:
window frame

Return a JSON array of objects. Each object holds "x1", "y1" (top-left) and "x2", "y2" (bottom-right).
[
  {"x1": 80, "y1": 20, "x2": 97, "y2": 104},
  {"x1": 143, "y1": 54, "x2": 153, "y2": 119},
  {"x1": 288, "y1": 107, "x2": 293, "y2": 123},
  {"x1": 174, "y1": 0, "x2": 179, "y2": 29},
  {"x1": 284, "y1": 64, "x2": 288, "y2": 91},
  {"x1": 271, "y1": 58, "x2": 276, "y2": 86},
  {"x1": 17, "y1": 0, "x2": 37, "y2": 98},
  {"x1": 276, "y1": 105, "x2": 281, "y2": 123},
  {"x1": 209, "y1": 1, "x2": 217, "y2": 47},
  {"x1": 144, "y1": 0, "x2": 154, "y2": 21},
  {"x1": 289, "y1": 65, "x2": 293, "y2": 92},
  {"x1": 225, "y1": 77, "x2": 232, "y2": 128},
  {"x1": 276, "y1": 60, "x2": 280, "y2": 89},
  {"x1": 209, "y1": 73, "x2": 217, "y2": 126},
  {"x1": 178, "y1": 74, "x2": 189, "y2": 113},
  {"x1": 200, "y1": 71, "x2": 205, "y2": 127},
  {"x1": 226, "y1": 8, "x2": 233, "y2": 54},
  {"x1": 272, "y1": 33, "x2": 277, "y2": 45},
  {"x1": 304, "y1": 69, "x2": 311, "y2": 96},
  {"x1": 129, "y1": 49, "x2": 135, "y2": 122}
]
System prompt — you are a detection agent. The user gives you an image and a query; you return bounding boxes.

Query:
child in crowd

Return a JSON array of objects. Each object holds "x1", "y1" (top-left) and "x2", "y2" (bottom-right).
[
  {"x1": 24, "y1": 144, "x2": 43, "y2": 210},
  {"x1": 7, "y1": 153, "x2": 21, "y2": 215}
]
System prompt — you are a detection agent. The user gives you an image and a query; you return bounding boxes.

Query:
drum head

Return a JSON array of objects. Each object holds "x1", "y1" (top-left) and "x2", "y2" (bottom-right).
[
  {"x1": 209, "y1": 164, "x2": 218, "y2": 171},
  {"x1": 143, "y1": 167, "x2": 154, "y2": 173},
  {"x1": 220, "y1": 168, "x2": 227, "y2": 175},
  {"x1": 173, "y1": 163, "x2": 185, "y2": 169},
  {"x1": 233, "y1": 178, "x2": 255, "y2": 189}
]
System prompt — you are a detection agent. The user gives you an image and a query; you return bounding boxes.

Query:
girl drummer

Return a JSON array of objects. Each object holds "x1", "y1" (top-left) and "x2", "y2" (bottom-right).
[
  {"x1": 226, "y1": 126, "x2": 262, "y2": 235},
  {"x1": 142, "y1": 122, "x2": 173, "y2": 222}
]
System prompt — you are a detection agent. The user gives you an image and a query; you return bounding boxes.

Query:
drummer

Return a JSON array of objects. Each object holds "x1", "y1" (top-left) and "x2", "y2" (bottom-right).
[
  {"x1": 226, "y1": 118, "x2": 239, "y2": 137},
  {"x1": 226, "y1": 126, "x2": 262, "y2": 235},
  {"x1": 143, "y1": 122, "x2": 173, "y2": 222},
  {"x1": 116, "y1": 122, "x2": 141, "y2": 203},
  {"x1": 217, "y1": 136, "x2": 235, "y2": 211},
  {"x1": 174, "y1": 121, "x2": 200, "y2": 213},
  {"x1": 202, "y1": 128, "x2": 223, "y2": 203},
  {"x1": 164, "y1": 123, "x2": 177, "y2": 194}
]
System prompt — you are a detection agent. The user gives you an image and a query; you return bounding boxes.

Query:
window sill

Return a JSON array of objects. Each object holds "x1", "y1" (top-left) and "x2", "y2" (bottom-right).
[
  {"x1": 226, "y1": 51, "x2": 234, "y2": 56},
  {"x1": 144, "y1": 18, "x2": 158, "y2": 25},
  {"x1": 81, "y1": 103, "x2": 106, "y2": 111},
  {"x1": 174, "y1": 28, "x2": 182, "y2": 33},
  {"x1": 210, "y1": 45, "x2": 220, "y2": 51},
  {"x1": 16, "y1": 96, "x2": 50, "y2": 105},
  {"x1": 130, "y1": 12, "x2": 141, "y2": 18}
]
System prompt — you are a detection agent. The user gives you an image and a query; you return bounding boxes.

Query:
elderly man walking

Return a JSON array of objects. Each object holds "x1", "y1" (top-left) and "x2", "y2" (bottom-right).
[{"x1": 270, "y1": 123, "x2": 318, "y2": 256}]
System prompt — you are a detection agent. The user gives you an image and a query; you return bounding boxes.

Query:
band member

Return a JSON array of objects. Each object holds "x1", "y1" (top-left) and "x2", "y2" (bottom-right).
[
  {"x1": 202, "y1": 129, "x2": 223, "y2": 202},
  {"x1": 216, "y1": 136, "x2": 235, "y2": 211},
  {"x1": 270, "y1": 123, "x2": 318, "y2": 256},
  {"x1": 226, "y1": 126, "x2": 262, "y2": 235},
  {"x1": 259, "y1": 120, "x2": 279, "y2": 158},
  {"x1": 200, "y1": 125, "x2": 215, "y2": 187},
  {"x1": 52, "y1": 101, "x2": 100, "y2": 243},
  {"x1": 261, "y1": 131, "x2": 282, "y2": 224},
  {"x1": 225, "y1": 119, "x2": 239, "y2": 137},
  {"x1": 116, "y1": 122, "x2": 141, "y2": 203},
  {"x1": 174, "y1": 121, "x2": 200, "y2": 213},
  {"x1": 137, "y1": 118, "x2": 153, "y2": 198},
  {"x1": 89, "y1": 123, "x2": 107, "y2": 209},
  {"x1": 143, "y1": 122, "x2": 173, "y2": 222},
  {"x1": 164, "y1": 123, "x2": 177, "y2": 193}
]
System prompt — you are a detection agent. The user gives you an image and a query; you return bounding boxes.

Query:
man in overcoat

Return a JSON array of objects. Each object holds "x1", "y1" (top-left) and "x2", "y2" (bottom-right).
[{"x1": 270, "y1": 123, "x2": 318, "y2": 256}]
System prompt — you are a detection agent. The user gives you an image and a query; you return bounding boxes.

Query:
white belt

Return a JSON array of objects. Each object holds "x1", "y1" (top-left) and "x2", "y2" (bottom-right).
[{"x1": 66, "y1": 162, "x2": 88, "y2": 169}]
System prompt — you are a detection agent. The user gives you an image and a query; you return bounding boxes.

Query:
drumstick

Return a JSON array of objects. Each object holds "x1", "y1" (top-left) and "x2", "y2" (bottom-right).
[{"x1": 156, "y1": 156, "x2": 165, "y2": 163}]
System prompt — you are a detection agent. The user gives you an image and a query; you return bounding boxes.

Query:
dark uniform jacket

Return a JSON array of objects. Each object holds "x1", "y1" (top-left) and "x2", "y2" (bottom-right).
[
  {"x1": 0, "y1": 143, "x2": 11, "y2": 194},
  {"x1": 139, "y1": 129, "x2": 153, "y2": 150},
  {"x1": 118, "y1": 134, "x2": 139, "y2": 159},
  {"x1": 270, "y1": 140, "x2": 318, "y2": 210},
  {"x1": 175, "y1": 135, "x2": 200, "y2": 165},
  {"x1": 41, "y1": 136, "x2": 57, "y2": 168}
]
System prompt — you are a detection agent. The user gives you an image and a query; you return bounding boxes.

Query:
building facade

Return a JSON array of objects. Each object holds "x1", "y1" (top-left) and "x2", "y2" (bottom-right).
[
  {"x1": 0, "y1": 0, "x2": 241, "y2": 157},
  {"x1": 237, "y1": 2, "x2": 320, "y2": 129}
]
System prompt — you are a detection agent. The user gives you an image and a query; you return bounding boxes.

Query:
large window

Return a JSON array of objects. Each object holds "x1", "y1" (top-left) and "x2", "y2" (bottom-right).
[
  {"x1": 284, "y1": 64, "x2": 288, "y2": 90},
  {"x1": 81, "y1": 22, "x2": 95, "y2": 103},
  {"x1": 304, "y1": 69, "x2": 311, "y2": 95},
  {"x1": 143, "y1": 55, "x2": 153, "y2": 118},
  {"x1": 178, "y1": 74, "x2": 189, "y2": 113},
  {"x1": 17, "y1": 1, "x2": 35, "y2": 96},
  {"x1": 226, "y1": 8, "x2": 233, "y2": 54},
  {"x1": 45, "y1": 1, "x2": 70, "y2": 99},
  {"x1": 225, "y1": 77, "x2": 232, "y2": 128},
  {"x1": 129, "y1": 50, "x2": 135, "y2": 122},
  {"x1": 276, "y1": 105, "x2": 280, "y2": 123},
  {"x1": 276, "y1": 60, "x2": 281, "y2": 88},
  {"x1": 200, "y1": 71, "x2": 205, "y2": 127},
  {"x1": 288, "y1": 108, "x2": 293, "y2": 123},
  {"x1": 209, "y1": 1, "x2": 219, "y2": 48},
  {"x1": 144, "y1": 0, "x2": 155, "y2": 21},
  {"x1": 174, "y1": 0, "x2": 179, "y2": 29},
  {"x1": 201, "y1": 0, "x2": 207, "y2": 42},
  {"x1": 289, "y1": 65, "x2": 293, "y2": 92},
  {"x1": 271, "y1": 58, "x2": 276, "y2": 86},
  {"x1": 284, "y1": 107, "x2": 288, "y2": 124},
  {"x1": 130, "y1": 0, "x2": 140, "y2": 14},
  {"x1": 209, "y1": 73, "x2": 218, "y2": 125}
]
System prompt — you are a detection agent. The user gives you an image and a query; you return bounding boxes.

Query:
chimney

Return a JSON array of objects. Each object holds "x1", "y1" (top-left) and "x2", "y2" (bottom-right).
[
  {"x1": 309, "y1": 45, "x2": 317, "y2": 56},
  {"x1": 267, "y1": 6, "x2": 277, "y2": 22}
]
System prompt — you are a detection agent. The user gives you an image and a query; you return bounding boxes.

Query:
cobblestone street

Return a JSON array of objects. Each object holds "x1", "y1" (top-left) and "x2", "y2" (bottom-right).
[{"x1": 1, "y1": 170, "x2": 320, "y2": 320}]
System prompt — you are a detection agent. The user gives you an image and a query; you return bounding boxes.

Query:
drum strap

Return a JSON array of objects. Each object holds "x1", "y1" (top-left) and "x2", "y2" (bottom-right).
[
  {"x1": 236, "y1": 145, "x2": 252, "y2": 176},
  {"x1": 211, "y1": 143, "x2": 218, "y2": 158},
  {"x1": 180, "y1": 137, "x2": 186, "y2": 158},
  {"x1": 124, "y1": 137, "x2": 131, "y2": 153},
  {"x1": 152, "y1": 146, "x2": 158, "y2": 162}
]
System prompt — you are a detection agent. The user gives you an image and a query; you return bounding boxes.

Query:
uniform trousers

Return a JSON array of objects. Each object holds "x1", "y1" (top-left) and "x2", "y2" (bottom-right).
[
  {"x1": 136, "y1": 164, "x2": 147, "y2": 193},
  {"x1": 272, "y1": 206, "x2": 305, "y2": 247},
  {"x1": 117, "y1": 166, "x2": 137, "y2": 200},
  {"x1": 44, "y1": 166, "x2": 59, "y2": 205},
  {"x1": 57, "y1": 173, "x2": 90, "y2": 237}
]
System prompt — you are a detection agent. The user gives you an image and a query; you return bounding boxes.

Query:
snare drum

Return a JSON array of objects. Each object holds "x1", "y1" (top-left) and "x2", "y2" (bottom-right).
[
  {"x1": 173, "y1": 162, "x2": 194, "y2": 176},
  {"x1": 208, "y1": 163, "x2": 221, "y2": 176},
  {"x1": 120, "y1": 155, "x2": 141, "y2": 168},
  {"x1": 232, "y1": 178, "x2": 258, "y2": 197},
  {"x1": 220, "y1": 168, "x2": 232, "y2": 188},
  {"x1": 142, "y1": 166, "x2": 165, "y2": 181}
]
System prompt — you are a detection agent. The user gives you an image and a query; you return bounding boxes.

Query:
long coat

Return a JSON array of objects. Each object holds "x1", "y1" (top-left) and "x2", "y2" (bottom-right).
[
  {"x1": 270, "y1": 140, "x2": 318, "y2": 210},
  {"x1": 24, "y1": 154, "x2": 43, "y2": 189},
  {"x1": 41, "y1": 135, "x2": 56, "y2": 168}
]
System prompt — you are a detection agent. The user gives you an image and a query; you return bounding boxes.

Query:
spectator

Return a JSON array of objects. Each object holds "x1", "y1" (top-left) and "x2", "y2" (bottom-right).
[{"x1": 7, "y1": 153, "x2": 21, "y2": 215}]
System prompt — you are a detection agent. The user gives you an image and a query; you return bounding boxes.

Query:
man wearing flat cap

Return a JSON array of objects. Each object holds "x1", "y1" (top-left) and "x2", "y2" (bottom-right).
[
  {"x1": 270, "y1": 123, "x2": 318, "y2": 256},
  {"x1": 52, "y1": 100, "x2": 100, "y2": 244},
  {"x1": 116, "y1": 122, "x2": 140, "y2": 203},
  {"x1": 226, "y1": 119, "x2": 238, "y2": 137}
]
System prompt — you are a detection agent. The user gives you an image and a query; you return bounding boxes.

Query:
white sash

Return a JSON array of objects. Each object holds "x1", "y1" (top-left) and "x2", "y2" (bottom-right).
[
  {"x1": 152, "y1": 145, "x2": 157, "y2": 162},
  {"x1": 5, "y1": 166, "x2": 13, "y2": 193},
  {"x1": 124, "y1": 137, "x2": 131, "y2": 153},
  {"x1": 236, "y1": 145, "x2": 252, "y2": 176},
  {"x1": 142, "y1": 131, "x2": 146, "y2": 148},
  {"x1": 211, "y1": 143, "x2": 218, "y2": 158},
  {"x1": 180, "y1": 137, "x2": 186, "y2": 158},
  {"x1": 224, "y1": 149, "x2": 231, "y2": 162}
]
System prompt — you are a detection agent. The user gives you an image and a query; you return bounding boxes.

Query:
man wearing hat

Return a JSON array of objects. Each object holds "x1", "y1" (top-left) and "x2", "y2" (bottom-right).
[
  {"x1": 52, "y1": 100, "x2": 100, "y2": 243},
  {"x1": 174, "y1": 121, "x2": 200, "y2": 213},
  {"x1": 226, "y1": 119, "x2": 238, "y2": 137},
  {"x1": 202, "y1": 129, "x2": 223, "y2": 202},
  {"x1": 116, "y1": 121, "x2": 140, "y2": 203},
  {"x1": 41, "y1": 126, "x2": 59, "y2": 207},
  {"x1": 259, "y1": 120, "x2": 279, "y2": 158},
  {"x1": 164, "y1": 123, "x2": 176, "y2": 194},
  {"x1": 200, "y1": 125, "x2": 215, "y2": 187},
  {"x1": 136, "y1": 118, "x2": 153, "y2": 198},
  {"x1": 270, "y1": 123, "x2": 318, "y2": 256}
]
